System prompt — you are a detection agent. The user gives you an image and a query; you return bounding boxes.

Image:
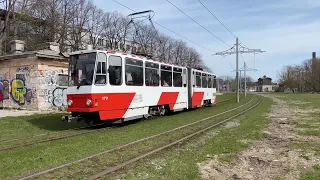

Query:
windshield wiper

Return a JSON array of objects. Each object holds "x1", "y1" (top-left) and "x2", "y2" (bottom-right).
[{"x1": 77, "y1": 79, "x2": 87, "y2": 89}]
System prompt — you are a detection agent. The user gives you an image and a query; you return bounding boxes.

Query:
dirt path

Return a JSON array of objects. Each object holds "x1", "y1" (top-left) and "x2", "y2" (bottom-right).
[
  {"x1": 0, "y1": 109, "x2": 49, "y2": 118},
  {"x1": 199, "y1": 94, "x2": 320, "y2": 180}
]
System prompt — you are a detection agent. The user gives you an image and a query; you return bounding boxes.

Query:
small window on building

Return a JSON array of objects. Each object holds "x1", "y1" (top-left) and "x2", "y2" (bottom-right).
[
  {"x1": 120, "y1": 43, "x2": 124, "y2": 50},
  {"x1": 125, "y1": 58, "x2": 143, "y2": 86},
  {"x1": 161, "y1": 65, "x2": 172, "y2": 87},
  {"x1": 202, "y1": 73, "x2": 207, "y2": 88},
  {"x1": 109, "y1": 56, "x2": 122, "y2": 85},
  {"x1": 196, "y1": 72, "x2": 201, "y2": 87},
  {"x1": 145, "y1": 61, "x2": 159, "y2": 86},
  {"x1": 57, "y1": 74, "x2": 68, "y2": 86},
  {"x1": 126, "y1": 45, "x2": 130, "y2": 51},
  {"x1": 173, "y1": 67, "x2": 182, "y2": 87},
  {"x1": 106, "y1": 40, "x2": 110, "y2": 48}
]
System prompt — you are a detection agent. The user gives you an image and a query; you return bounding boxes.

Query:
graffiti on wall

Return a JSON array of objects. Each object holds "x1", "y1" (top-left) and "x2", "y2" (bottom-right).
[
  {"x1": 0, "y1": 69, "x2": 10, "y2": 103},
  {"x1": 0, "y1": 80, "x2": 10, "y2": 102},
  {"x1": 0, "y1": 66, "x2": 68, "y2": 110},
  {"x1": 39, "y1": 87, "x2": 67, "y2": 107},
  {"x1": 37, "y1": 70, "x2": 68, "y2": 109},
  {"x1": 10, "y1": 79, "x2": 33, "y2": 105}
]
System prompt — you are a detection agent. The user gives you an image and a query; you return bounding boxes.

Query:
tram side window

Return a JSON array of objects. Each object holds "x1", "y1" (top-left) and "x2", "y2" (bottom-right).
[
  {"x1": 196, "y1": 72, "x2": 201, "y2": 87},
  {"x1": 161, "y1": 65, "x2": 172, "y2": 87},
  {"x1": 202, "y1": 73, "x2": 207, "y2": 88},
  {"x1": 208, "y1": 76, "x2": 212, "y2": 88},
  {"x1": 125, "y1": 58, "x2": 143, "y2": 86},
  {"x1": 95, "y1": 52, "x2": 107, "y2": 85},
  {"x1": 173, "y1": 67, "x2": 182, "y2": 87},
  {"x1": 109, "y1": 56, "x2": 122, "y2": 86},
  {"x1": 145, "y1": 62, "x2": 159, "y2": 86},
  {"x1": 95, "y1": 61, "x2": 107, "y2": 85},
  {"x1": 213, "y1": 75, "x2": 217, "y2": 88}
]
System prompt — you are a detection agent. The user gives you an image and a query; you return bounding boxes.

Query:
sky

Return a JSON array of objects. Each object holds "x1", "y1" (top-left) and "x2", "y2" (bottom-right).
[{"x1": 94, "y1": 0, "x2": 320, "y2": 82}]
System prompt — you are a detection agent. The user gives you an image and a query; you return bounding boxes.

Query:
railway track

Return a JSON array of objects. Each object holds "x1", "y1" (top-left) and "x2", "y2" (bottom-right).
[
  {"x1": 0, "y1": 123, "x2": 114, "y2": 152},
  {"x1": 0, "y1": 97, "x2": 235, "y2": 152},
  {"x1": 90, "y1": 97, "x2": 262, "y2": 179},
  {"x1": 17, "y1": 96, "x2": 258, "y2": 180},
  {"x1": 216, "y1": 97, "x2": 234, "y2": 104},
  {"x1": 0, "y1": 122, "x2": 106, "y2": 144}
]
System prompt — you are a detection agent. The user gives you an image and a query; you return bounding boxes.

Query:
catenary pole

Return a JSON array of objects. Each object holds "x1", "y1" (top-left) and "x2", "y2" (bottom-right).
[
  {"x1": 236, "y1": 37, "x2": 239, "y2": 102},
  {"x1": 214, "y1": 39, "x2": 265, "y2": 102}
]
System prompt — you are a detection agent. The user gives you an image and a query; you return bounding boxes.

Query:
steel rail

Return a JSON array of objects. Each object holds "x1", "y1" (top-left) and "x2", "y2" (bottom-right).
[
  {"x1": 17, "y1": 96, "x2": 255, "y2": 180},
  {"x1": 0, "y1": 122, "x2": 107, "y2": 144},
  {"x1": 89, "y1": 97, "x2": 262, "y2": 179},
  {"x1": 1, "y1": 97, "x2": 234, "y2": 151},
  {"x1": 0, "y1": 124, "x2": 114, "y2": 152},
  {"x1": 1, "y1": 96, "x2": 233, "y2": 144}
]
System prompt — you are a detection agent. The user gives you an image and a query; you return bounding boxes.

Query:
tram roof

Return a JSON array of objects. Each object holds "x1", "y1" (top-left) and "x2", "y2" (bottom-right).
[{"x1": 69, "y1": 49, "x2": 215, "y2": 76}]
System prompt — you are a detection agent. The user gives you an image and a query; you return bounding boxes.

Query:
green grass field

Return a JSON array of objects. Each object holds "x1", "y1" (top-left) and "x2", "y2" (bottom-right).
[
  {"x1": 0, "y1": 93, "x2": 246, "y2": 179},
  {"x1": 1, "y1": 92, "x2": 318, "y2": 179},
  {"x1": 105, "y1": 95, "x2": 272, "y2": 179}
]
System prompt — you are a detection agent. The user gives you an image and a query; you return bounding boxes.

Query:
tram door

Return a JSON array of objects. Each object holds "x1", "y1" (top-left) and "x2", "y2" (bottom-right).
[{"x1": 187, "y1": 68, "x2": 194, "y2": 109}]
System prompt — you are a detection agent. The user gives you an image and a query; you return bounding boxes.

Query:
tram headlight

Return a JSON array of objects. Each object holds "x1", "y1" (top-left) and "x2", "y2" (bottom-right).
[
  {"x1": 67, "y1": 100, "x2": 73, "y2": 106},
  {"x1": 86, "y1": 99, "x2": 92, "y2": 106}
]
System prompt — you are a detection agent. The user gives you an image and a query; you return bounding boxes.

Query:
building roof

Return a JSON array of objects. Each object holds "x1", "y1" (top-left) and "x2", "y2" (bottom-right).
[
  {"x1": 0, "y1": 49, "x2": 67, "y2": 61},
  {"x1": 258, "y1": 75, "x2": 272, "y2": 80}
]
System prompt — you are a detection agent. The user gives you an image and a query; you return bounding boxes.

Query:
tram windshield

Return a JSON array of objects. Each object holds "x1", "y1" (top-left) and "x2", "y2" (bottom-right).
[{"x1": 69, "y1": 53, "x2": 96, "y2": 87}]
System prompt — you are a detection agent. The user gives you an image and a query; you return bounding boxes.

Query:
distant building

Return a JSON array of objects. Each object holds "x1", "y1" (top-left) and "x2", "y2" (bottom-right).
[{"x1": 256, "y1": 75, "x2": 277, "y2": 92}]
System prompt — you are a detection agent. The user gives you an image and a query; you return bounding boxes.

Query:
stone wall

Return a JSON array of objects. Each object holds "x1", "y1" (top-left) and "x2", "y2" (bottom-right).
[
  {"x1": 0, "y1": 57, "x2": 68, "y2": 111},
  {"x1": 36, "y1": 59, "x2": 68, "y2": 111}
]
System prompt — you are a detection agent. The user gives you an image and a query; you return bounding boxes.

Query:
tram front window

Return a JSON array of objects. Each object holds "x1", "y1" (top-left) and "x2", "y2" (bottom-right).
[{"x1": 69, "y1": 53, "x2": 96, "y2": 86}]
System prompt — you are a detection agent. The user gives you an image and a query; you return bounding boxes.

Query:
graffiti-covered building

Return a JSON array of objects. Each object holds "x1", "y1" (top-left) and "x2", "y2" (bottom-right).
[{"x1": 0, "y1": 40, "x2": 69, "y2": 111}]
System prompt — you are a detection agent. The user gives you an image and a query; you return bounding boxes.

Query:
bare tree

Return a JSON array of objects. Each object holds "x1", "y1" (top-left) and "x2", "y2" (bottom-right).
[
  {"x1": 0, "y1": 0, "x2": 17, "y2": 54},
  {"x1": 68, "y1": 0, "x2": 93, "y2": 51},
  {"x1": 102, "y1": 11, "x2": 130, "y2": 51},
  {"x1": 87, "y1": 5, "x2": 104, "y2": 49},
  {"x1": 0, "y1": 0, "x2": 212, "y2": 73},
  {"x1": 278, "y1": 56, "x2": 320, "y2": 93},
  {"x1": 153, "y1": 34, "x2": 170, "y2": 61}
]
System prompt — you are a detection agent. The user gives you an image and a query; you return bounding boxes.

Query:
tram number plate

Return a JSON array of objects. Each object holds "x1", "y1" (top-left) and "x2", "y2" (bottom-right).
[{"x1": 132, "y1": 94, "x2": 143, "y2": 103}]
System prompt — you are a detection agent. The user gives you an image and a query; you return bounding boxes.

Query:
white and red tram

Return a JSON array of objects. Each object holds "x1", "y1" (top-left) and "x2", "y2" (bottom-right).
[{"x1": 62, "y1": 50, "x2": 217, "y2": 124}]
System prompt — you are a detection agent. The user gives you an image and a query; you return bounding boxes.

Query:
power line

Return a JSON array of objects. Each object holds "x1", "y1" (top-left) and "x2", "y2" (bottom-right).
[
  {"x1": 215, "y1": 38, "x2": 265, "y2": 102},
  {"x1": 222, "y1": 56, "x2": 234, "y2": 69},
  {"x1": 197, "y1": 0, "x2": 247, "y2": 48},
  {"x1": 112, "y1": 0, "x2": 136, "y2": 12},
  {"x1": 231, "y1": 61, "x2": 258, "y2": 97},
  {"x1": 166, "y1": 0, "x2": 231, "y2": 48},
  {"x1": 214, "y1": 37, "x2": 265, "y2": 103},
  {"x1": 153, "y1": 21, "x2": 214, "y2": 52},
  {"x1": 240, "y1": 52, "x2": 244, "y2": 63},
  {"x1": 112, "y1": 0, "x2": 215, "y2": 53}
]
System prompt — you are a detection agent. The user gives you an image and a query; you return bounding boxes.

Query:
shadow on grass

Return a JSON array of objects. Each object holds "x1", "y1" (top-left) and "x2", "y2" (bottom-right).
[
  {"x1": 26, "y1": 113, "x2": 87, "y2": 131},
  {"x1": 25, "y1": 105, "x2": 217, "y2": 132}
]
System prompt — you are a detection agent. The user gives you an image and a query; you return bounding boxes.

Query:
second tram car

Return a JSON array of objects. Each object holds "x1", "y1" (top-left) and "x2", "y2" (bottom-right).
[{"x1": 62, "y1": 50, "x2": 217, "y2": 124}]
